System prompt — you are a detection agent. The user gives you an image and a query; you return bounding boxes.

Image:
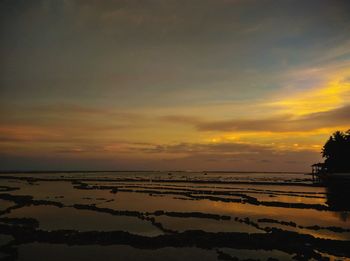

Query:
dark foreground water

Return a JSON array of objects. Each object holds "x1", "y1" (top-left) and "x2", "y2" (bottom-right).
[{"x1": 0, "y1": 171, "x2": 349, "y2": 260}]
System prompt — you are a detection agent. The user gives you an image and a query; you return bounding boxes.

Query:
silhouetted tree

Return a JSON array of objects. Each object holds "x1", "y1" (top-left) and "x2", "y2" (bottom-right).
[{"x1": 322, "y1": 130, "x2": 350, "y2": 173}]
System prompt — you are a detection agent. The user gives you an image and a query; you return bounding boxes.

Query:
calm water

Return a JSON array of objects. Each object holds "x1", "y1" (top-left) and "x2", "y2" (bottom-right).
[{"x1": 0, "y1": 171, "x2": 349, "y2": 260}]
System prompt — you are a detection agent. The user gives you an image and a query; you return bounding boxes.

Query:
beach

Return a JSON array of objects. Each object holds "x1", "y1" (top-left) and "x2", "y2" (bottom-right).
[{"x1": 0, "y1": 171, "x2": 349, "y2": 260}]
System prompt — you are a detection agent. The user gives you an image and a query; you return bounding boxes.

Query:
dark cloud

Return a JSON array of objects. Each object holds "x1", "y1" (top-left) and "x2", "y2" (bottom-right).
[
  {"x1": 131, "y1": 141, "x2": 272, "y2": 155},
  {"x1": 1, "y1": 0, "x2": 350, "y2": 107},
  {"x1": 0, "y1": 0, "x2": 349, "y2": 171},
  {"x1": 0, "y1": 141, "x2": 320, "y2": 172},
  {"x1": 163, "y1": 105, "x2": 350, "y2": 132}
]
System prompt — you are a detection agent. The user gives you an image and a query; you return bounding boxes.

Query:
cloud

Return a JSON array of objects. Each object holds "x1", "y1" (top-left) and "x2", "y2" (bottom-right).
[
  {"x1": 196, "y1": 116, "x2": 290, "y2": 132},
  {"x1": 268, "y1": 64, "x2": 350, "y2": 116},
  {"x1": 1, "y1": 0, "x2": 350, "y2": 172},
  {"x1": 27, "y1": 104, "x2": 143, "y2": 119},
  {"x1": 0, "y1": 139, "x2": 321, "y2": 172},
  {"x1": 133, "y1": 141, "x2": 271, "y2": 155},
  {"x1": 127, "y1": 140, "x2": 321, "y2": 172},
  {"x1": 162, "y1": 105, "x2": 350, "y2": 132}
]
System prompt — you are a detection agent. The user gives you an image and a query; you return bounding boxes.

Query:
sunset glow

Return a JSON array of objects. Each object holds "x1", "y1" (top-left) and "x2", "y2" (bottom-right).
[{"x1": 1, "y1": 0, "x2": 349, "y2": 171}]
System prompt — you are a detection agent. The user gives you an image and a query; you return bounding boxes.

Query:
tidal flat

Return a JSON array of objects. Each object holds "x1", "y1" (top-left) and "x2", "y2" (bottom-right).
[{"x1": 0, "y1": 171, "x2": 349, "y2": 260}]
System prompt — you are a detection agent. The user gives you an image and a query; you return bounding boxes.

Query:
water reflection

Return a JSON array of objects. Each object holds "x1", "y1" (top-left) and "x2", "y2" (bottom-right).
[
  {"x1": 1, "y1": 172, "x2": 350, "y2": 260},
  {"x1": 326, "y1": 183, "x2": 350, "y2": 221}
]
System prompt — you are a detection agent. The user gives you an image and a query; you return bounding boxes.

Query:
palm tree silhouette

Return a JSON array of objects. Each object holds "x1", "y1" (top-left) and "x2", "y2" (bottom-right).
[{"x1": 322, "y1": 130, "x2": 350, "y2": 173}]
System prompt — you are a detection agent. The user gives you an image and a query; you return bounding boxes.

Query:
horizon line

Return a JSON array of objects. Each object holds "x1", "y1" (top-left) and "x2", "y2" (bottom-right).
[{"x1": 0, "y1": 170, "x2": 308, "y2": 174}]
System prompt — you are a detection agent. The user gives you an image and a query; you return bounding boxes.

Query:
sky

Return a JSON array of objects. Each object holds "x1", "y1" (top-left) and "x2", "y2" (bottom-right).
[{"x1": 1, "y1": 0, "x2": 350, "y2": 172}]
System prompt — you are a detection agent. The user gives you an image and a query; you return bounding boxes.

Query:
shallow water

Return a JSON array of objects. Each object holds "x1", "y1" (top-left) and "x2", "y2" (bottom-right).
[
  {"x1": 17, "y1": 244, "x2": 219, "y2": 261},
  {"x1": 6, "y1": 205, "x2": 163, "y2": 236},
  {"x1": 0, "y1": 171, "x2": 349, "y2": 260},
  {"x1": 154, "y1": 216, "x2": 263, "y2": 233},
  {"x1": 0, "y1": 199, "x2": 15, "y2": 211}
]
